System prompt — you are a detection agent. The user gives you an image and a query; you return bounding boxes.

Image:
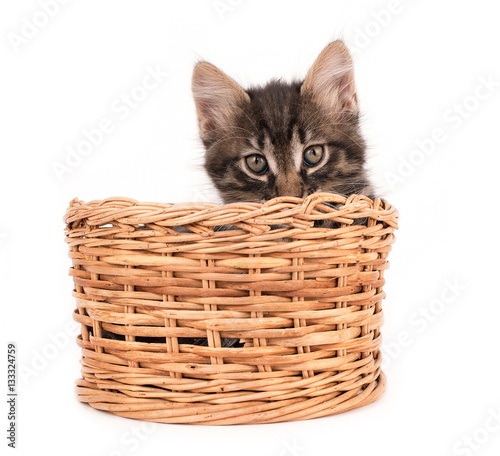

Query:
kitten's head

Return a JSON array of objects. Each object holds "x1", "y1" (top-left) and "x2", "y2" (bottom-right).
[{"x1": 192, "y1": 41, "x2": 373, "y2": 203}]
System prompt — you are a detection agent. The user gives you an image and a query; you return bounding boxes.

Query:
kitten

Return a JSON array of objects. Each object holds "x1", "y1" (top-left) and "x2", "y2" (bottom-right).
[
  {"x1": 192, "y1": 40, "x2": 374, "y2": 204},
  {"x1": 187, "y1": 41, "x2": 374, "y2": 348},
  {"x1": 99, "y1": 42, "x2": 374, "y2": 348}
]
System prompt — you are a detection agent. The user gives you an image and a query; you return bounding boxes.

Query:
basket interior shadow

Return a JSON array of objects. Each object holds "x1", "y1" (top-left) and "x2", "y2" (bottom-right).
[{"x1": 64, "y1": 192, "x2": 398, "y2": 425}]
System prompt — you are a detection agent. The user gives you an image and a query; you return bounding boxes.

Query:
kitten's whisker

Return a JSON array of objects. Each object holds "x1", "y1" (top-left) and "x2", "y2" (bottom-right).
[
  {"x1": 304, "y1": 124, "x2": 365, "y2": 150},
  {"x1": 239, "y1": 109, "x2": 259, "y2": 132},
  {"x1": 302, "y1": 108, "x2": 355, "y2": 132},
  {"x1": 205, "y1": 135, "x2": 252, "y2": 153},
  {"x1": 203, "y1": 126, "x2": 254, "y2": 139}
]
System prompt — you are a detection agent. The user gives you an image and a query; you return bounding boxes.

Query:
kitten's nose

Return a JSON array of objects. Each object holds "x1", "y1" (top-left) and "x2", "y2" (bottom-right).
[{"x1": 274, "y1": 174, "x2": 306, "y2": 198}]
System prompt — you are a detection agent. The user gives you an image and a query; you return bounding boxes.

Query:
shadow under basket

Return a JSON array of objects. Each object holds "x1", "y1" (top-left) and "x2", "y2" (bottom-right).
[{"x1": 64, "y1": 193, "x2": 398, "y2": 425}]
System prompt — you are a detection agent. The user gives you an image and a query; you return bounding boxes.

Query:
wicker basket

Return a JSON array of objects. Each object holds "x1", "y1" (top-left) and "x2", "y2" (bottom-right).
[{"x1": 64, "y1": 193, "x2": 398, "y2": 425}]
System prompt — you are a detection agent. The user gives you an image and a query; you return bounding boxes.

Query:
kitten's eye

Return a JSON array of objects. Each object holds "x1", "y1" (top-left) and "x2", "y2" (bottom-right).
[
  {"x1": 303, "y1": 145, "x2": 324, "y2": 167},
  {"x1": 245, "y1": 154, "x2": 268, "y2": 175}
]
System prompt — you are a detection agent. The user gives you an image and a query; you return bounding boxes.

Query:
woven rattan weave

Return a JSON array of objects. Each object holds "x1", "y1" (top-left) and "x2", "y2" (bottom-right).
[{"x1": 64, "y1": 193, "x2": 398, "y2": 425}]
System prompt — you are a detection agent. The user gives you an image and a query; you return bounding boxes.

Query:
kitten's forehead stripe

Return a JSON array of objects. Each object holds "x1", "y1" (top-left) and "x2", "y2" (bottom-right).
[
  {"x1": 256, "y1": 119, "x2": 268, "y2": 149},
  {"x1": 298, "y1": 127, "x2": 306, "y2": 144},
  {"x1": 246, "y1": 138, "x2": 259, "y2": 150}
]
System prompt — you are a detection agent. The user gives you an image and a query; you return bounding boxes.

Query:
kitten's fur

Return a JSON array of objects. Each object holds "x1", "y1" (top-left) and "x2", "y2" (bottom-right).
[
  {"x1": 99, "y1": 42, "x2": 373, "y2": 348},
  {"x1": 192, "y1": 41, "x2": 374, "y2": 203},
  {"x1": 186, "y1": 41, "x2": 373, "y2": 348}
]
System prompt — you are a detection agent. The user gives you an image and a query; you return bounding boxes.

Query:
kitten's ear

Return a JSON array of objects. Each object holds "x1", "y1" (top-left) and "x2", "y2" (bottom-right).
[
  {"x1": 192, "y1": 61, "x2": 250, "y2": 142},
  {"x1": 301, "y1": 41, "x2": 358, "y2": 114}
]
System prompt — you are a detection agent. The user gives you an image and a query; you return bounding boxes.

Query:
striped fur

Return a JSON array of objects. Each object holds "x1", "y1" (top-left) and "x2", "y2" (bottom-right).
[{"x1": 192, "y1": 41, "x2": 374, "y2": 203}]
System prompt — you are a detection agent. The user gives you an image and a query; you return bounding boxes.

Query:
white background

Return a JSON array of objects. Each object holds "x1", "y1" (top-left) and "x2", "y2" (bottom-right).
[{"x1": 1, "y1": 0, "x2": 500, "y2": 455}]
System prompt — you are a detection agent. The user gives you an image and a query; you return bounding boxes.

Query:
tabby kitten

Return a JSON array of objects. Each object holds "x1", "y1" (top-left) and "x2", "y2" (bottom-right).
[
  {"x1": 192, "y1": 40, "x2": 374, "y2": 203},
  {"x1": 99, "y1": 42, "x2": 373, "y2": 347}
]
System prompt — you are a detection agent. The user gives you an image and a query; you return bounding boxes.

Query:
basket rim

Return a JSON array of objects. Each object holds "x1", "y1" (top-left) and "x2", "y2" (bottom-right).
[{"x1": 64, "y1": 192, "x2": 399, "y2": 230}]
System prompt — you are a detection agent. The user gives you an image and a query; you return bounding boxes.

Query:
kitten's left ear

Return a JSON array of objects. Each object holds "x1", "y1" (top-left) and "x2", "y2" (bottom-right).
[{"x1": 301, "y1": 41, "x2": 358, "y2": 114}]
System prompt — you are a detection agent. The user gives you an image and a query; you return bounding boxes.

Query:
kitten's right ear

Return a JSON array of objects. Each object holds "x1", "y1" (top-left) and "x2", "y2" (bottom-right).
[
  {"x1": 301, "y1": 41, "x2": 358, "y2": 114},
  {"x1": 192, "y1": 62, "x2": 250, "y2": 142}
]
